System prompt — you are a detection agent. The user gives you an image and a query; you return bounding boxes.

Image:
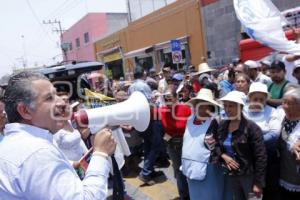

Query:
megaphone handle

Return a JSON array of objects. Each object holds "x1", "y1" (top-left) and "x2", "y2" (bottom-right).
[{"x1": 111, "y1": 154, "x2": 124, "y2": 200}]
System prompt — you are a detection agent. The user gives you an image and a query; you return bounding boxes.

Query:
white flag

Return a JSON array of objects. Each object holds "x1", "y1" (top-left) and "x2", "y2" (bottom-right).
[{"x1": 234, "y1": 0, "x2": 300, "y2": 55}]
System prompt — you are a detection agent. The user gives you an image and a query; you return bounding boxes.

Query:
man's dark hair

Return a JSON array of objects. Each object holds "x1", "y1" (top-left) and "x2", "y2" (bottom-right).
[
  {"x1": 133, "y1": 67, "x2": 144, "y2": 79},
  {"x1": 228, "y1": 68, "x2": 236, "y2": 79},
  {"x1": 4, "y1": 71, "x2": 48, "y2": 123}
]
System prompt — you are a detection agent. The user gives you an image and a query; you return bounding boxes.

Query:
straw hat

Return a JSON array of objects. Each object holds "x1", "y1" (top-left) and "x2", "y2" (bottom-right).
[
  {"x1": 248, "y1": 82, "x2": 268, "y2": 95},
  {"x1": 193, "y1": 62, "x2": 215, "y2": 76},
  {"x1": 188, "y1": 88, "x2": 221, "y2": 108},
  {"x1": 219, "y1": 91, "x2": 246, "y2": 106}
]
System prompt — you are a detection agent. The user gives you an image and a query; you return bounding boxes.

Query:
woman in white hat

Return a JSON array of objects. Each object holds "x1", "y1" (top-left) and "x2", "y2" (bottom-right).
[
  {"x1": 243, "y1": 82, "x2": 282, "y2": 200},
  {"x1": 217, "y1": 91, "x2": 267, "y2": 200},
  {"x1": 181, "y1": 88, "x2": 231, "y2": 200}
]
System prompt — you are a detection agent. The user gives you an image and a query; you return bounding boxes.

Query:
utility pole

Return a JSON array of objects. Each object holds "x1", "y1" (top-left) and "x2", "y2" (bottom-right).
[
  {"x1": 21, "y1": 35, "x2": 27, "y2": 69},
  {"x1": 43, "y1": 19, "x2": 68, "y2": 62},
  {"x1": 126, "y1": 0, "x2": 132, "y2": 22}
]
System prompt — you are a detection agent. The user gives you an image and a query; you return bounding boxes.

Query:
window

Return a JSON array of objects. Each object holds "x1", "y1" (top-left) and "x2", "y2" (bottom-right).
[
  {"x1": 84, "y1": 32, "x2": 89, "y2": 43},
  {"x1": 76, "y1": 38, "x2": 80, "y2": 48},
  {"x1": 69, "y1": 42, "x2": 73, "y2": 51}
]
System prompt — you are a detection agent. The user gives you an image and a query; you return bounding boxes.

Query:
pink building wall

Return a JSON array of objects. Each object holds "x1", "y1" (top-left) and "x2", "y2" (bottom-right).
[{"x1": 62, "y1": 13, "x2": 107, "y2": 61}]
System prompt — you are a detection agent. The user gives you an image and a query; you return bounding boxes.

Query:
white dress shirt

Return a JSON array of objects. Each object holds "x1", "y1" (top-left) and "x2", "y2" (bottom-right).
[
  {"x1": 0, "y1": 123, "x2": 110, "y2": 200},
  {"x1": 54, "y1": 126, "x2": 88, "y2": 161},
  {"x1": 243, "y1": 105, "x2": 282, "y2": 144},
  {"x1": 255, "y1": 72, "x2": 272, "y2": 85}
]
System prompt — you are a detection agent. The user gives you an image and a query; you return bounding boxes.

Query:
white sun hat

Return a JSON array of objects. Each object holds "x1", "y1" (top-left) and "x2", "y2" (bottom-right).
[
  {"x1": 219, "y1": 91, "x2": 246, "y2": 106},
  {"x1": 248, "y1": 82, "x2": 268, "y2": 95}
]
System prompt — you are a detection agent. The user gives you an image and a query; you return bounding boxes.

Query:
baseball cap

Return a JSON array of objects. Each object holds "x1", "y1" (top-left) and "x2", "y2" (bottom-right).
[
  {"x1": 172, "y1": 73, "x2": 184, "y2": 81},
  {"x1": 260, "y1": 60, "x2": 271, "y2": 67},
  {"x1": 270, "y1": 60, "x2": 285, "y2": 70},
  {"x1": 244, "y1": 60, "x2": 259, "y2": 69}
]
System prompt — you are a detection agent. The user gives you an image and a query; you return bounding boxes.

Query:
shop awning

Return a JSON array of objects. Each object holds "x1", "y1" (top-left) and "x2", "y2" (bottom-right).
[
  {"x1": 96, "y1": 46, "x2": 122, "y2": 63},
  {"x1": 103, "y1": 52, "x2": 122, "y2": 63},
  {"x1": 96, "y1": 46, "x2": 120, "y2": 56},
  {"x1": 123, "y1": 46, "x2": 154, "y2": 59}
]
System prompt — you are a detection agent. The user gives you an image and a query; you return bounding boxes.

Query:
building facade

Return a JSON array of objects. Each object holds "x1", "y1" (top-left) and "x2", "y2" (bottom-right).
[
  {"x1": 95, "y1": 0, "x2": 207, "y2": 80},
  {"x1": 61, "y1": 13, "x2": 128, "y2": 62},
  {"x1": 127, "y1": 0, "x2": 177, "y2": 21},
  {"x1": 94, "y1": 0, "x2": 300, "y2": 80}
]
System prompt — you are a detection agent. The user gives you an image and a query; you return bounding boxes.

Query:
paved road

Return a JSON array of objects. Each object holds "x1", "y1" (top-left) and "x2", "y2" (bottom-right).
[
  {"x1": 107, "y1": 160, "x2": 179, "y2": 200},
  {"x1": 107, "y1": 160, "x2": 261, "y2": 200}
]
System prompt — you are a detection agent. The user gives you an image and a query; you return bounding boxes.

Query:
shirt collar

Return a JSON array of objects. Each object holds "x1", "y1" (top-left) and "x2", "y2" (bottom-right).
[
  {"x1": 252, "y1": 72, "x2": 261, "y2": 82},
  {"x1": 4, "y1": 123, "x2": 53, "y2": 143}
]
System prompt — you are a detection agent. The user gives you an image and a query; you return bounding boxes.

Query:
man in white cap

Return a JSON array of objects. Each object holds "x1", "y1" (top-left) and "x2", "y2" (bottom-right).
[
  {"x1": 260, "y1": 60, "x2": 271, "y2": 76},
  {"x1": 292, "y1": 60, "x2": 300, "y2": 85},
  {"x1": 244, "y1": 60, "x2": 271, "y2": 85}
]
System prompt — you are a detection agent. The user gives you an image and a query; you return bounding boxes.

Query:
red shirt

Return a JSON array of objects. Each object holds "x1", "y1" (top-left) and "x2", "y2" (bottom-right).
[
  {"x1": 156, "y1": 104, "x2": 192, "y2": 138},
  {"x1": 192, "y1": 80, "x2": 201, "y2": 93}
]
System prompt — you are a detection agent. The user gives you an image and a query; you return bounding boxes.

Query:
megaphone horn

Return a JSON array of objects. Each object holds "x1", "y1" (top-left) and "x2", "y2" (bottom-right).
[{"x1": 73, "y1": 91, "x2": 150, "y2": 132}]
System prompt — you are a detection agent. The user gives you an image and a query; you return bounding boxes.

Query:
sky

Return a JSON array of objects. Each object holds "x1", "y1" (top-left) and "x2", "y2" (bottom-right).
[{"x1": 0, "y1": 0, "x2": 127, "y2": 78}]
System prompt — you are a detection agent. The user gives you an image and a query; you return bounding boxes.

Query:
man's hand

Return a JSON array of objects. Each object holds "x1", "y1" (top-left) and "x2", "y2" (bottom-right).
[
  {"x1": 253, "y1": 185, "x2": 263, "y2": 198},
  {"x1": 292, "y1": 140, "x2": 300, "y2": 161},
  {"x1": 294, "y1": 140, "x2": 300, "y2": 152},
  {"x1": 78, "y1": 127, "x2": 91, "y2": 140},
  {"x1": 93, "y1": 128, "x2": 116, "y2": 156},
  {"x1": 292, "y1": 27, "x2": 300, "y2": 44}
]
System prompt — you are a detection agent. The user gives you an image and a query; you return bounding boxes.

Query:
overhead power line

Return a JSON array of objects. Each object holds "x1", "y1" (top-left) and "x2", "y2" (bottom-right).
[{"x1": 25, "y1": 0, "x2": 57, "y2": 44}]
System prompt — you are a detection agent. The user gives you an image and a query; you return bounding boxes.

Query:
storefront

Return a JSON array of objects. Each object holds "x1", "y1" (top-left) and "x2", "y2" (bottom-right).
[
  {"x1": 94, "y1": 31, "x2": 127, "y2": 80},
  {"x1": 94, "y1": 0, "x2": 207, "y2": 79},
  {"x1": 124, "y1": 0, "x2": 205, "y2": 72}
]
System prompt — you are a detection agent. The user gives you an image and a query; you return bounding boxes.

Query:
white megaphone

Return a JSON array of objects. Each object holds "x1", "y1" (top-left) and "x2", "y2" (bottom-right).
[{"x1": 73, "y1": 91, "x2": 150, "y2": 132}]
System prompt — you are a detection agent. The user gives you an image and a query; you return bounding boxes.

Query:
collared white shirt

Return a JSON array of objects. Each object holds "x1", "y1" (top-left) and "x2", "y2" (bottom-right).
[
  {"x1": 0, "y1": 123, "x2": 110, "y2": 200},
  {"x1": 243, "y1": 105, "x2": 281, "y2": 143},
  {"x1": 54, "y1": 125, "x2": 88, "y2": 161},
  {"x1": 255, "y1": 72, "x2": 272, "y2": 85},
  {"x1": 282, "y1": 56, "x2": 298, "y2": 84}
]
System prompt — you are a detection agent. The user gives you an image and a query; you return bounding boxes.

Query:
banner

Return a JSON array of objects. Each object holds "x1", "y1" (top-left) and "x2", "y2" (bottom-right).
[{"x1": 234, "y1": 0, "x2": 300, "y2": 55}]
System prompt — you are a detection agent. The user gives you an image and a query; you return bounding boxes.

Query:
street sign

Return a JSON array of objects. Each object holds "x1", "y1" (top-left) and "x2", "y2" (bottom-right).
[
  {"x1": 172, "y1": 51, "x2": 182, "y2": 63},
  {"x1": 171, "y1": 40, "x2": 181, "y2": 51},
  {"x1": 171, "y1": 39, "x2": 182, "y2": 64}
]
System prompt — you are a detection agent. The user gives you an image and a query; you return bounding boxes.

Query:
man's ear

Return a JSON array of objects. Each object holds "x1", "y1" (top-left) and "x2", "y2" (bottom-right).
[{"x1": 16, "y1": 103, "x2": 33, "y2": 121}]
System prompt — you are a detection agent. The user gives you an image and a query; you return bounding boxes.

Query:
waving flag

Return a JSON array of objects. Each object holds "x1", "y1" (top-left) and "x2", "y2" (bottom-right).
[{"x1": 234, "y1": 0, "x2": 300, "y2": 55}]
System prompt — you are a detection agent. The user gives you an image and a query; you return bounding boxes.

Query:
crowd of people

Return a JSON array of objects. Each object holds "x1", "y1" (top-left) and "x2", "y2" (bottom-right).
[{"x1": 0, "y1": 53, "x2": 300, "y2": 200}]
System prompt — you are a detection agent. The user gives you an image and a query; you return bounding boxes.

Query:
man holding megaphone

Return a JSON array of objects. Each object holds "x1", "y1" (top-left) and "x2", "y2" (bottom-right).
[{"x1": 0, "y1": 71, "x2": 116, "y2": 200}]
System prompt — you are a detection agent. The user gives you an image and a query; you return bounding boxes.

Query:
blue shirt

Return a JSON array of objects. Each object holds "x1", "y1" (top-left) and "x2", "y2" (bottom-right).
[
  {"x1": 0, "y1": 123, "x2": 110, "y2": 200},
  {"x1": 223, "y1": 133, "x2": 235, "y2": 158},
  {"x1": 219, "y1": 80, "x2": 235, "y2": 98}
]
